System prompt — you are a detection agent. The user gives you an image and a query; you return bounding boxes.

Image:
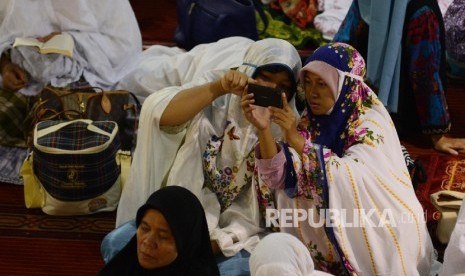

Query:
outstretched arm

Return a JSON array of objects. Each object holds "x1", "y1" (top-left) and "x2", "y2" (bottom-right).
[{"x1": 161, "y1": 70, "x2": 251, "y2": 126}]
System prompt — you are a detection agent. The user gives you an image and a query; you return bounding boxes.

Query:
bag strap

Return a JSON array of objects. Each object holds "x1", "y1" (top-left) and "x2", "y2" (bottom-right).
[
  {"x1": 63, "y1": 86, "x2": 103, "y2": 93},
  {"x1": 34, "y1": 119, "x2": 119, "y2": 154},
  {"x1": 42, "y1": 85, "x2": 102, "y2": 96},
  {"x1": 128, "y1": 91, "x2": 141, "y2": 111},
  {"x1": 253, "y1": 0, "x2": 269, "y2": 35},
  {"x1": 124, "y1": 91, "x2": 141, "y2": 134},
  {"x1": 117, "y1": 150, "x2": 132, "y2": 189},
  {"x1": 411, "y1": 159, "x2": 427, "y2": 190},
  {"x1": 35, "y1": 119, "x2": 113, "y2": 138},
  {"x1": 281, "y1": 142, "x2": 298, "y2": 198},
  {"x1": 35, "y1": 108, "x2": 84, "y2": 121}
]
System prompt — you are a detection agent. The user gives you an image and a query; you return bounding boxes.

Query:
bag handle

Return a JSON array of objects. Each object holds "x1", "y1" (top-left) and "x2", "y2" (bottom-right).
[
  {"x1": 42, "y1": 85, "x2": 103, "y2": 96},
  {"x1": 34, "y1": 119, "x2": 119, "y2": 154},
  {"x1": 35, "y1": 108, "x2": 84, "y2": 121},
  {"x1": 253, "y1": 0, "x2": 268, "y2": 35},
  {"x1": 127, "y1": 91, "x2": 141, "y2": 122},
  {"x1": 98, "y1": 90, "x2": 141, "y2": 115},
  {"x1": 36, "y1": 119, "x2": 114, "y2": 138}
]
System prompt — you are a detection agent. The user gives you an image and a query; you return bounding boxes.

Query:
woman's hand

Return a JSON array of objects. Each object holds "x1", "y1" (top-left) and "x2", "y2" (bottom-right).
[
  {"x1": 432, "y1": 134, "x2": 465, "y2": 155},
  {"x1": 241, "y1": 91, "x2": 271, "y2": 130},
  {"x1": 1, "y1": 62, "x2": 27, "y2": 92},
  {"x1": 36, "y1": 32, "x2": 61, "y2": 43},
  {"x1": 220, "y1": 70, "x2": 253, "y2": 96},
  {"x1": 269, "y1": 93, "x2": 301, "y2": 147}
]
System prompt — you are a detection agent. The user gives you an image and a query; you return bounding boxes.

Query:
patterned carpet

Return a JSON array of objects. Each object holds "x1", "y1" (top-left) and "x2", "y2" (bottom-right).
[{"x1": 0, "y1": 182, "x2": 116, "y2": 275}]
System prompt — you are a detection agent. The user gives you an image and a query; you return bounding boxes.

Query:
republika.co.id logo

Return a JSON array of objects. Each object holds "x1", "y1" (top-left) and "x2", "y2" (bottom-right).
[{"x1": 265, "y1": 208, "x2": 426, "y2": 228}]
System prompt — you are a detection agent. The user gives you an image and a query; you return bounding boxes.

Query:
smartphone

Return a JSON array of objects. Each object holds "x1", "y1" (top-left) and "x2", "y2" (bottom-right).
[{"x1": 248, "y1": 83, "x2": 283, "y2": 108}]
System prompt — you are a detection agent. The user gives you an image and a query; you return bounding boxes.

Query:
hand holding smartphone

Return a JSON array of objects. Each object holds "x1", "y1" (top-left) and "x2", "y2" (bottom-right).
[{"x1": 248, "y1": 83, "x2": 283, "y2": 108}]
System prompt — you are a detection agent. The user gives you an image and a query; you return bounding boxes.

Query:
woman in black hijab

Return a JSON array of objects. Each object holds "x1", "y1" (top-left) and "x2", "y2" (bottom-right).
[{"x1": 99, "y1": 186, "x2": 219, "y2": 275}]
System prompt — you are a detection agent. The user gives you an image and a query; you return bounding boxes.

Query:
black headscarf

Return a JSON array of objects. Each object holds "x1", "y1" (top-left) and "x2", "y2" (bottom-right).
[{"x1": 99, "y1": 186, "x2": 219, "y2": 276}]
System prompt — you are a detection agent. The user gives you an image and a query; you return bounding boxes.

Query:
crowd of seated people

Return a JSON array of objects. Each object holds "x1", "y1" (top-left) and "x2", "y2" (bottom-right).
[{"x1": 2, "y1": 0, "x2": 464, "y2": 275}]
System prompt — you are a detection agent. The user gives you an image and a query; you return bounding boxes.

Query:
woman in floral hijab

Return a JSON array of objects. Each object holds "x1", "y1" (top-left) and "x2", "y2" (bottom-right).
[{"x1": 243, "y1": 42, "x2": 435, "y2": 275}]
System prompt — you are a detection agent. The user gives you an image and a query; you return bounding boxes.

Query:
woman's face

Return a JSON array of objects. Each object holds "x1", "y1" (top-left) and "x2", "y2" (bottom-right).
[
  {"x1": 137, "y1": 209, "x2": 178, "y2": 269},
  {"x1": 255, "y1": 70, "x2": 293, "y2": 99},
  {"x1": 303, "y1": 71, "x2": 335, "y2": 115}
]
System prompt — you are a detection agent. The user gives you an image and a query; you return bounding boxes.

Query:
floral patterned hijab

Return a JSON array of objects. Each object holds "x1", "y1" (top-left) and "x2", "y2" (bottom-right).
[{"x1": 300, "y1": 42, "x2": 371, "y2": 157}]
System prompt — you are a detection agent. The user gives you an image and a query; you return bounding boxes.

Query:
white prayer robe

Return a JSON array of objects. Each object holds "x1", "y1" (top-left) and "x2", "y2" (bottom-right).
[
  {"x1": 0, "y1": 0, "x2": 142, "y2": 94},
  {"x1": 250, "y1": 232, "x2": 334, "y2": 276},
  {"x1": 118, "y1": 37, "x2": 254, "y2": 103},
  {"x1": 116, "y1": 37, "x2": 302, "y2": 257}
]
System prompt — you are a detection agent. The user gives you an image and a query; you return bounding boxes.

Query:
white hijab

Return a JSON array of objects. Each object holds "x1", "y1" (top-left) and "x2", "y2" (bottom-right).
[
  {"x1": 250, "y1": 233, "x2": 333, "y2": 276},
  {"x1": 116, "y1": 38, "x2": 302, "y2": 257}
]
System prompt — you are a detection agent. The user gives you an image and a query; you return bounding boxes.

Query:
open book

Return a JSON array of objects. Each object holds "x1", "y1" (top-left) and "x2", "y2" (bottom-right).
[{"x1": 13, "y1": 33, "x2": 74, "y2": 58}]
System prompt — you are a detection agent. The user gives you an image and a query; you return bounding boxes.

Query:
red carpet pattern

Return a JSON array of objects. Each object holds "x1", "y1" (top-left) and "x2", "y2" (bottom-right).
[
  {"x1": 0, "y1": 237, "x2": 105, "y2": 276},
  {"x1": 415, "y1": 154, "x2": 465, "y2": 222},
  {"x1": 0, "y1": 183, "x2": 115, "y2": 275}
]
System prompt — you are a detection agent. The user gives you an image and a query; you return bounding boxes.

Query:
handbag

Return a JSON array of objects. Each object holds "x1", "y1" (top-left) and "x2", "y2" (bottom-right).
[
  {"x1": 174, "y1": 0, "x2": 268, "y2": 50},
  {"x1": 21, "y1": 119, "x2": 131, "y2": 215},
  {"x1": 430, "y1": 190, "x2": 464, "y2": 244},
  {"x1": 33, "y1": 86, "x2": 140, "y2": 151}
]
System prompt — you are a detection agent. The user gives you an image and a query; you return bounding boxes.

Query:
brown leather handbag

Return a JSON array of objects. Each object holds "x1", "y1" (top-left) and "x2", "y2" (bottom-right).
[{"x1": 33, "y1": 86, "x2": 140, "y2": 151}]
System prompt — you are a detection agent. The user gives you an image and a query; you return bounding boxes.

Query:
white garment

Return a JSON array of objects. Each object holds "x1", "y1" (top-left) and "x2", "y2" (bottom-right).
[
  {"x1": 118, "y1": 37, "x2": 254, "y2": 103},
  {"x1": 116, "y1": 38, "x2": 302, "y2": 257},
  {"x1": 440, "y1": 202, "x2": 465, "y2": 276},
  {"x1": 250, "y1": 232, "x2": 334, "y2": 276},
  {"x1": 314, "y1": 0, "x2": 352, "y2": 40},
  {"x1": 0, "y1": 0, "x2": 142, "y2": 94}
]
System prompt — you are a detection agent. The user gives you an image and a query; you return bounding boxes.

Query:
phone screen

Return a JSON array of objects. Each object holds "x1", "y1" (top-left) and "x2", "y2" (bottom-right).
[{"x1": 248, "y1": 83, "x2": 283, "y2": 108}]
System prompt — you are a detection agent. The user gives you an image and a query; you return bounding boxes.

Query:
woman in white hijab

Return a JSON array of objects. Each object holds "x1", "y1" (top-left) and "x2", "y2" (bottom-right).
[
  {"x1": 111, "y1": 38, "x2": 302, "y2": 275},
  {"x1": 250, "y1": 232, "x2": 333, "y2": 276}
]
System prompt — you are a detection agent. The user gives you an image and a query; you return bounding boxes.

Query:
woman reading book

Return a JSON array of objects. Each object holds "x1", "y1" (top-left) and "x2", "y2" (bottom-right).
[{"x1": 0, "y1": 0, "x2": 142, "y2": 184}]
